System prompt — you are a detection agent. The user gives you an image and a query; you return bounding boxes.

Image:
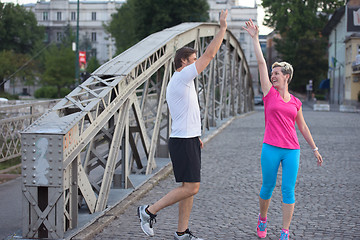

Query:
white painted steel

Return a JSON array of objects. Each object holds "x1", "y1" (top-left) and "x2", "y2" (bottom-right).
[{"x1": 20, "y1": 22, "x2": 253, "y2": 238}]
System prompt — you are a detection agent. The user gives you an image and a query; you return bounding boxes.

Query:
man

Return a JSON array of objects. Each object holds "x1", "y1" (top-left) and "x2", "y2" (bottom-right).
[{"x1": 138, "y1": 10, "x2": 228, "y2": 240}]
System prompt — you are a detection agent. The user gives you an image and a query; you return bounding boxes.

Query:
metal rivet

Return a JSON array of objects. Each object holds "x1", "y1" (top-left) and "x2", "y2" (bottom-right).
[
  {"x1": 32, "y1": 174, "x2": 36, "y2": 178},
  {"x1": 32, "y1": 157, "x2": 36, "y2": 161},
  {"x1": 32, "y1": 180, "x2": 36, "y2": 184},
  {"x1": 32, "y1": 149, "x2": 36, "y2": 153},
  {"x1": 32, "y1": 142, "x2": 36, "y2": 146},
  {"x1": 23, "y1": 180, "x2": 27, "y2": 184},
  {"x1": 23, "y1": 174, "x2": 27, "y2": 177},
  {"x1": 32, "y1": 166, "x2": 36, "y2": 170},
  {"x1": 23, "y1": 166, "x2": 27, "y2": 170}
]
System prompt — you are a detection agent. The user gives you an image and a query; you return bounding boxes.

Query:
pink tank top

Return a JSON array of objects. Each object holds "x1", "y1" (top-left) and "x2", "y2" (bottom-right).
[{"x1": 263, "y1": 86, "x2": 302, "y2": 149}]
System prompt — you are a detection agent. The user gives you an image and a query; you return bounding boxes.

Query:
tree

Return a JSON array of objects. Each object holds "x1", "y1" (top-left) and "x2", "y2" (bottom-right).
[
  {"x1": 261, "y1": 0, "x2": 344, "y2": 92},
  {"x1": 86, "y1": 57, "x2": 101, "y2": 73},
  {"x1": 42, "y1": 44, "x2": 75, "y2": 98},
  {"x1": 0, "y1": 3, "x2": 44, "y2": 54},
  {"x1": 0, "y1": 3, "x2": 44, "y2": 93},
  {"x1": 107, "y1": 0, "x2": 209, "y2": 54}
]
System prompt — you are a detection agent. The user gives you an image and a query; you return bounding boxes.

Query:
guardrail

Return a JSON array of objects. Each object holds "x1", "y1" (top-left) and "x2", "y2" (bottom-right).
[{"x1": 0, "y1": 100, "x2": 58, "y2": 164}]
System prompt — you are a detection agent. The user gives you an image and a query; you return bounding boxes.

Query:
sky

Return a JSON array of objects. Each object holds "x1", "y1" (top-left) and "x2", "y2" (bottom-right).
[{"x1": 2, "y1": 0, "x2": 273, "y2": 35}]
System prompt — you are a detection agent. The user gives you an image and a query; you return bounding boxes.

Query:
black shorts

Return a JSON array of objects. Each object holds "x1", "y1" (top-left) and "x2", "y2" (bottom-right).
[{"x1": 168, "y1": 137, "x2": 201, "y2": 182}]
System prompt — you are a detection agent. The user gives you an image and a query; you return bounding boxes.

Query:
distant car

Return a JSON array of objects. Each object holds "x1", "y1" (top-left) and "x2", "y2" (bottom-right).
[
  {"x1": 254, "y1": 95, "x2": 263, "y2": 105},
  {"x1": 0, "y1": 97, "x2": 8, "y2": 102}
]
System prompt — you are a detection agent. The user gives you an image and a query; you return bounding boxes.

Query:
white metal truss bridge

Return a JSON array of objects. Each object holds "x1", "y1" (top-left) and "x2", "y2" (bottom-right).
[{"x1": 20, "y1": 22, "x2": 254, "y2": 239}]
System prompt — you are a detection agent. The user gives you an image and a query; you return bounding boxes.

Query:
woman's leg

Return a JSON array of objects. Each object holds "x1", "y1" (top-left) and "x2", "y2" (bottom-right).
[
  {"x1": 281, "y1": 149, "x2": 300, "y2": 229},
  {"x1": 259, "y1": 144, "x2": 281, "y2": 217}
]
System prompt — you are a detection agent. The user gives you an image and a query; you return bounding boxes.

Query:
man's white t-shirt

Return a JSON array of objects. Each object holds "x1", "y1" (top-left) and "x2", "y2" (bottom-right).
[{"x1": 166, "y1": 63, "x2": 201, "y2": 138}]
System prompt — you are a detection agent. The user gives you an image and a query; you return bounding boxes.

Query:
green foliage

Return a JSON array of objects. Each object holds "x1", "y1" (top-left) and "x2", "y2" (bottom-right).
[
  {"x1": 86, "y1": 57, "x2": 101, "y2": 73},
  {"x1": 0, "y1": 3, "x2": 44, "y2": 92},
  {"x1": 41, "y1": 44, "x2": 75, "y2": 97},
  {"x1": 315, "y1": 94, "x2": 325, "y2": 100},
  {"x1": 34, "y1": 86, "x2": 71, "y2": 99},
  {"x1": 107, "y1": 0, "x2": 209, "y2": 54},
  {"x1": 261, "y1": 0, "x2": 344, "y2": 92},
  {"x1": 0, "y1": 2, "x2": 44, "y2": 54},
  {"x1": 0, "y1": 91, "x2": 19, "y2": 100},
  {"x1": 0, "y1": 50, "x2": 39, "y2": 92}
]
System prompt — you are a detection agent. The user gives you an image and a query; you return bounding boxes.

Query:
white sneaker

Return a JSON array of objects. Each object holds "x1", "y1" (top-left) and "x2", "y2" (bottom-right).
[
  {"x1": 137, "y1": 205, "x2": 156, "y2": 236},
  {"x1": 174, "y1": 229, "x2": 204, "y2": 240}
]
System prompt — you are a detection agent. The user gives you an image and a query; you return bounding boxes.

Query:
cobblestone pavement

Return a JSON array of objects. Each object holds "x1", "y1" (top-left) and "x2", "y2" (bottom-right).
[{"x1": 93, "y1": 108, "x2": 360, "y2": 239}]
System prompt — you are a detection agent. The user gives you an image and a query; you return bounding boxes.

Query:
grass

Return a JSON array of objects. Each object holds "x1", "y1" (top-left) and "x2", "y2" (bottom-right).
[{"x1": 0, "y1": 157, "x2": 21, "y2": 171}]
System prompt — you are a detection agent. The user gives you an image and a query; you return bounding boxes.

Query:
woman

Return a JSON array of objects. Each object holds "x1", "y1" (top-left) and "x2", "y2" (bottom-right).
[{"x1": 243, "y1": 19, "x2": 323, "y2": 240}]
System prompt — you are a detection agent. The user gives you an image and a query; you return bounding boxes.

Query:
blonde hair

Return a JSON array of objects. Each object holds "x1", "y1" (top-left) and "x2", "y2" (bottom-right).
[{"x1": 271, "y1": 62, "x2": 294, "y2": 84}]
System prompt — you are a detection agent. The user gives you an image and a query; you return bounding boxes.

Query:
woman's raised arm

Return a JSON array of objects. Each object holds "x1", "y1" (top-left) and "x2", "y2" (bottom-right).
[{"x1": 243, "y1": 19, "x2": 272, "y2": 96}]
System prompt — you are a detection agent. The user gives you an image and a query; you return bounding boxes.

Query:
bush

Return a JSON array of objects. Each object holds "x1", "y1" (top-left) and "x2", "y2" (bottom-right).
[
  {"x1": 315, "y1": 94, "x2": 326, "y2": 101},
  {"x1": 0, "y1": 92, "x2": 19, "y2": 100},
  {"x1": 35, "y1": 86, "x2": 71, "y2": 99},
  {"x1": 34, "y1": 86, "x2": 57, "y2": 98},
  {"x1": 60, "y1": 88, "x2": 71, "y2": 97}
]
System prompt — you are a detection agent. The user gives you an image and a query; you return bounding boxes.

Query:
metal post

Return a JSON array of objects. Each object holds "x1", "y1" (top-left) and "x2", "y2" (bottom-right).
[{"x1": 75, "y1": 0, "x2": 80, "y2": 86}]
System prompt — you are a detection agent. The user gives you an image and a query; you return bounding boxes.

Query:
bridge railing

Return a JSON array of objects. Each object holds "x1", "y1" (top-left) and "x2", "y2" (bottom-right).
[
  {"x1": 20, "y1": 22, "x2": 253, "y2": 239},
  {"x1": 0, "y1": 100, "x2": 58, "y2": 164}
]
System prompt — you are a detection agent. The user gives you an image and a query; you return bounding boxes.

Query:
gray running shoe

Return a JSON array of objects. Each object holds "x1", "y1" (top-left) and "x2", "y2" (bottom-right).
[
  {"x1": 137, "y1": 205, "x2": 156, "y2": 236},
  {"x1": 174, "y1": 229, "x2": 204, "y2": 240}
]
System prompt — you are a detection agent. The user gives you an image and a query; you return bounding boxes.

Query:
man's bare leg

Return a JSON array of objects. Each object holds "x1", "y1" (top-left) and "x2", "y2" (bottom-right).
[
  {"x1": 177, "y1": 195, "x2": 194, "y2": 232},
  {"x1": 148, "y1": 182, "x2": 200, "y2": 215}
]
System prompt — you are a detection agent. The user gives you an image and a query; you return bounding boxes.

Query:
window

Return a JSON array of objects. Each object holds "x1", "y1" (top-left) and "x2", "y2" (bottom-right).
[
  {"x1": 42, "y1": 12, "x2": 48, "y2": 21},
  {"x1": 43, "y1": 32, "x2": 49, "y2": 42},
  {"x1": 239, "y1": 32, "x2": 245, "y2": 42},
  {"x1": 71, "y1": 12, "x2": 76, "y2": 21},
  {"x1": 57, "y1": 12, "x2": 62, "y2": 21},
  {"x1": 56, "y1": 32, "x2": 63, "y2": 42},
  {"x1": 91, "y1": 48, "x2": 97, "y2": 58},
  {"x1": 91, "y1": 32, "x2": 97, "y2": 42},
  {"x1": 91, "y1": 12, "x2": 96, "y2": 21}
]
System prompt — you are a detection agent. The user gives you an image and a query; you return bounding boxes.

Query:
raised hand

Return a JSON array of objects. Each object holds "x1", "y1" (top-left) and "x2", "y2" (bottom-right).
[
  {"x1": 242, "y1": 19, "x2": 259, "y2": 38},
  {"x1": 219, "y1": 9, "x2": 228, "y2": 30}
]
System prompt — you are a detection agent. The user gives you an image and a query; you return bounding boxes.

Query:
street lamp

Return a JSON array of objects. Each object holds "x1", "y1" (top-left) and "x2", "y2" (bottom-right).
[{"x1": 75, "y1": 0, "x2": 80, "y2": 86}]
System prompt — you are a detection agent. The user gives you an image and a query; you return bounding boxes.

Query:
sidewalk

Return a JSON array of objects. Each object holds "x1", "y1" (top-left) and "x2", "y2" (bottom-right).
[{"x1": 90, "y1": 109, "x2": 360, "y2": 239}]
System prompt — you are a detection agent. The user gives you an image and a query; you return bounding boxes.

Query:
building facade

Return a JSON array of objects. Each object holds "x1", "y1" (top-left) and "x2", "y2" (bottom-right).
[
  {"x1": 345, "y1": 33, "x2": 360, "y2": 106},
  {"x1": 25, "y1": 0, "x2": 124, "y2": 64},
  {"x1": 323, "y1": 0, "x2": 360, "y2": 107},
  {"x1": 19, "y1": 0, "x2": 263, "y2": 96}
]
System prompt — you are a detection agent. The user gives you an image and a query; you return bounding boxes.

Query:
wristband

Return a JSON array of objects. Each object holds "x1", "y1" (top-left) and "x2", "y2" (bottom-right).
[{"x1": 313, "y1": 147, "x2": 318, "y2": 152}]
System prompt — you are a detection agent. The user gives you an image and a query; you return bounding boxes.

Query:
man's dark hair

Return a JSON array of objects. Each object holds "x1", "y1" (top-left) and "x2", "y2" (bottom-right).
[{"x1": 174, "y1": 47, "x2": 196, "y2": 69}]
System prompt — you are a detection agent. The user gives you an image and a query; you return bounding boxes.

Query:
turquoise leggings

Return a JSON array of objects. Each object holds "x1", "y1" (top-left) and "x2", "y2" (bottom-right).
[{"x1": 260, "y1": 143, "x2": 300, "y2": 204}]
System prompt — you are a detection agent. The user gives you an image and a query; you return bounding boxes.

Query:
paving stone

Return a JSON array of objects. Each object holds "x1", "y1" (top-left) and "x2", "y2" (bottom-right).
[{"x1": 93, "y1": 108, "x2": 360, "y2": 239}]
